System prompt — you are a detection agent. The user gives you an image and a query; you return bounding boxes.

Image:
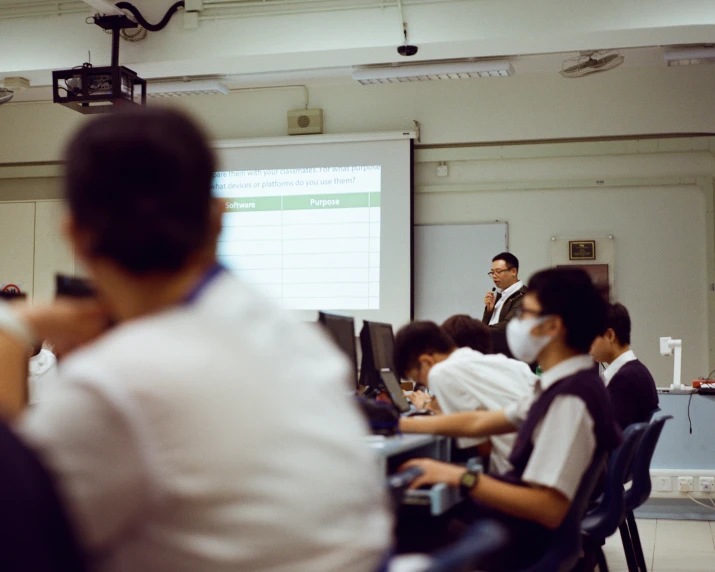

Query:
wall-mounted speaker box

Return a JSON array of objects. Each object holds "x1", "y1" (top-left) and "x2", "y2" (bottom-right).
[{"x1": 287, "y1": 108, "x2": 323, "y2": 135}]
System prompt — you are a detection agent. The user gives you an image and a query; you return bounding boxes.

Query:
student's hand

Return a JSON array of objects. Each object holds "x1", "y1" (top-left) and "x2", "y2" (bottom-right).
[
  {"x1": 18, "y1": 299, "x2": 112, "y2": 357},
  {"x1": 408, "y1": 390, "x2": 431, "y2": 410},
  {"x1": 399, "y1": 458, "x2": 466, "y2": 490},
  {"x1": 484, "y1": 291, "x2": 496, "y2": 311}
]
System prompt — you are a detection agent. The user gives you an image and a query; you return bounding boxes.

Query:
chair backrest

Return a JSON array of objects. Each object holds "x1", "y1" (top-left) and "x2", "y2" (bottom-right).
[
  {"x1": 426, "y1": 519, "x2": 510, "y2": 572},
  {"x1": 625, "y1": 415, "x2": 673, "y2": 511},
  {"x1": 518, "y1": 451, "x2": 608, "y2": 572},
  {"x1": 0, "y1": 421, "x2": 87, "y2": 572},
  {"x1": 581, "y1": 423, "x2": 648, "y2": 538}
]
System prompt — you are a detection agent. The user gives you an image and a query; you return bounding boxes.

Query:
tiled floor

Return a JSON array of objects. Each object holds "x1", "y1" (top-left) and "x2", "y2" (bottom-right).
[{"x1": 602, "y1": 520, "x2": 715, "y2": 571}]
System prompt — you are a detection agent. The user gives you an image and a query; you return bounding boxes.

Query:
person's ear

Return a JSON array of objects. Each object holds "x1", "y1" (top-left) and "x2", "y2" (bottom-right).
[
  {"x1": 604, "y1": 328, "x2": 617, "y2": 344},
  {"x1": 537, "y1": 315, "x2": 563, "y2": 338},
  {"x1": 417, "y1": 354, "x2": 436, "y2": 369}
]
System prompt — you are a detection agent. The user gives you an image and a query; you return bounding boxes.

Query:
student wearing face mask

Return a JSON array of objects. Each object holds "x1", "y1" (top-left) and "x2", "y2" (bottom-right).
[
  {"x1": 398, "y1": 267, "x2": 621, "y2": 570},
  {"x1": 590, "y1": 302, "x2": 659, "y2": 429}
]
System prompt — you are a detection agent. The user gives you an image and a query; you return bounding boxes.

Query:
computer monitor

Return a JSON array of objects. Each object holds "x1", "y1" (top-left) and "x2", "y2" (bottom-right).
[
  {"x1": 379, "y1": 369, "x2": 411, "y2": 414},
  {"x1": 56, "y1": 274, "x2": 96, "y2": 299},
  {"x1": 359, "y1": 320, "x2": 396, "y2": 390},
  {"x1": 317, "y1": 312, "x2": 358, "y2": 389}
]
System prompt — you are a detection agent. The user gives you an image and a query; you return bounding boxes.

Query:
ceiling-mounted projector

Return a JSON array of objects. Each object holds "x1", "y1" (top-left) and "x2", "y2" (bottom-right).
[{"x1": 52, "y1": 1, "x2": 185, "y2": 114}]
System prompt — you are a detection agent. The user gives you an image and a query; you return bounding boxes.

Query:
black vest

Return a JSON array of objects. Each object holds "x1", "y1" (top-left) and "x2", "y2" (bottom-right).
[{"x1": 502, "y1": 365, "x2": 622, "y2": 486}]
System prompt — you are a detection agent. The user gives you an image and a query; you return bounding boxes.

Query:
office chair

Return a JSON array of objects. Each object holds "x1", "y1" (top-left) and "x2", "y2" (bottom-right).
[
  {"x1": 580, "y1": 423, "x2": 648, "y2": 571},
  {"x1": 618, "y1": 415, "x2": 673, "y2": 572}
]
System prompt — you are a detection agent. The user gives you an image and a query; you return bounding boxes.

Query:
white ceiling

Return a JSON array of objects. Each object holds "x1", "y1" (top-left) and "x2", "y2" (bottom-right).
[{"x1": 0, "y1": 0, "x2": 714, "y2": 98}]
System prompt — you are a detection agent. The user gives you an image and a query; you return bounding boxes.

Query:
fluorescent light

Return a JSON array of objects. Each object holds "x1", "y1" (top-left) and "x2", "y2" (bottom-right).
[
  {"x1": 80, "y1": 0, "x2": 127, "y2": 17},
  {"x1": 664, "y1": 47, "x2": 715, "y2": 66},
  {"x1": 147, "y1": 80, "x2": 230, "y2": 98},
  {"x1": 352, "y1": 60, "x2": 514, "y2": 85}
]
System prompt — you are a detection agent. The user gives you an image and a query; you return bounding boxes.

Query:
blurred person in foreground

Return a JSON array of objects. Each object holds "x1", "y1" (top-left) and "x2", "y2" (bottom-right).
[{"x1": 0, "y1": 107, "x2": 391, "y2": 572}]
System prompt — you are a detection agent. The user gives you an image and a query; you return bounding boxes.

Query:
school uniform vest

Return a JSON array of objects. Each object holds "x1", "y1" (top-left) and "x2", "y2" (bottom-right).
[
  {"x1": 501, "y1": 367, "x2": 622, "y2": 487},
  {"x1": 608, "y1": 359, "x2": 659, "y2": 430}
]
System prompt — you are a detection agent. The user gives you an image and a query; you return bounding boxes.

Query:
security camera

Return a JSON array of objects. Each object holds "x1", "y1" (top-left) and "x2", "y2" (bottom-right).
[{"x1": 397, "y1": 45, "x2": 418, "y2": 57}]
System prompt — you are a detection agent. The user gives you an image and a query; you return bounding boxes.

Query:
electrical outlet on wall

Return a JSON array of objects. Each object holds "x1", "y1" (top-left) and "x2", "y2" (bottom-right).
[
  {"x1": 699, "y1": 477, "x2": 715, "y2": 492},
  {"x1": 678, "y1": 477, "x2": 694, "y2": 492},
  {"x1": 654, "y1": 477, "x2": 672, "y2": 492}
]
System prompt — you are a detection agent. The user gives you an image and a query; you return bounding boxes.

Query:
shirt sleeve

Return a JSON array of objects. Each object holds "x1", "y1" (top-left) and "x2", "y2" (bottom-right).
[
  {"x1": 504, "y1": 392, "x2": 534, "y2": 428},
  {"x1": 429, "y1": 366, "x2": 487, "y2": 447},
  {"x1": 16, "y1": 380, "x2": 150, "y2": 552},
  {"x1": 521, "y1": 395, "x2": 596, "y2": 501}
]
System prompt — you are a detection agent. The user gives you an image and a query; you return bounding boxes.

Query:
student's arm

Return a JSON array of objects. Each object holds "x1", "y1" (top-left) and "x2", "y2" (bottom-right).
[
  {"x1": 400, "y1": 409, "x2": 516, "y2": 439},
  {"x1": 399, "y1": 458, "x2": 569, "y2": 530},
  {"x1": 0, "y1": 332, "x2": 29, "y2": 419},
  {"x1": 0, "y1": 301, "x2": 109, "y2": 419}
]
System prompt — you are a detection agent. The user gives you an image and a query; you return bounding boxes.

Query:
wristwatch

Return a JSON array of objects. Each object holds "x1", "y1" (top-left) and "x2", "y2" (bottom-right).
[
  {"x1": 459, "y1": 468, "x2": 481, "y2": 496},
  {"x1": 0, "y1": 302, "x2": 35, "y2": 347}
]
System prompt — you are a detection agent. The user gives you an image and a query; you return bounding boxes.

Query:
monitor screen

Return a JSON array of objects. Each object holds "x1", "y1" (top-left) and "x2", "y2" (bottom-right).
[
  {"x1": 317, "y1": 311, "x2": 358, "y2": 389},
  {"x1": 359, "y1": 320, "x2": 395, "y2": 389},
  {"x1": 380, "y1": 369, "x2": 410, "y2": 413}
]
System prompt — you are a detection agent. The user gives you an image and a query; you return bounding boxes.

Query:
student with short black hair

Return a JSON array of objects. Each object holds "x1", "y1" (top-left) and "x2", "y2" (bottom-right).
[
  {"x1": 590, "y1": 302, "x2": 659, "y2": 429},
  {"x1": 400, "y1": 267, "x2": 621, "y2": 570},
  {"x1": 441, "y1": 314, "x2": 493, "y2": 354},
  {"x1": 0, "y1": 107, "x2": 391, "y2": 572},
  {"x1": 483, "y1": 252, "x2": 527, "y2": 356},
  {"x1": 394, "y1": 320, "x2": 534, "y2": 474}
]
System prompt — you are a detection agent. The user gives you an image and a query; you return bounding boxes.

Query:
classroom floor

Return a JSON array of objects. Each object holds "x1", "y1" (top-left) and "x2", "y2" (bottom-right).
[{"x1": 602, "y1": 519, "x2": 715, "y2": 571}]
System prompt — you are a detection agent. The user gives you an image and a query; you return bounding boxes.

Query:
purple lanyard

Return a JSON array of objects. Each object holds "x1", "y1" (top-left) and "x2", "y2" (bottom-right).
[{"x1": 182, "y1": 264, "x2": 225, "y2": 305}]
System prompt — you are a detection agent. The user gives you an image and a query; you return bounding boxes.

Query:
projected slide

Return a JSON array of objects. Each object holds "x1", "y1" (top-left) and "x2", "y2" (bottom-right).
[{"x1": 213, "y1": 166, "x2": 381, "y2": 310}]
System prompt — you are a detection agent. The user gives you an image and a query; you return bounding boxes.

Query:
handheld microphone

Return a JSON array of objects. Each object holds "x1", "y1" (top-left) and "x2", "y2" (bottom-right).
[{"x1": 485, "y1": 287, "x2": 496, "y2": 311}]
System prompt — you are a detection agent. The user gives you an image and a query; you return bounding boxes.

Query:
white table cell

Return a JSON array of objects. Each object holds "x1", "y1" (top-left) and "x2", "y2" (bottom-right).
[
  {"x1": 370, "y1": 222, "x2": 381, "y2": 237},
  {"x1": 282, "y1": 223, "x2": 370, "y2": 241},
  {"x1": 221, "y1": 255, "x2": 283, "y2": 271},
  {"x1": 284, "y1": 282, "x2": 369, "y2": 299},
  {"x1": 219, "y1": 225, "x2": 282, "y2": 242},
  {"x1": 282, "y1": 208, "x2": 371, "y2": 225},
  {"x1": 283, "y1": 253, "x2": 369, "y2": 269},
  {"x1": 283, "y1": 267, "x2": 369, "y2": 284},
  {"x1": 218, "y1": 240, "x2": 283, "y2": 257},
  {"x1": 284, "y1": 297, "x2": 370, "y2": 311},
  {"x1": 238, "y1": 268, "x2": 283, "y2": 285},
  {"x1": 369, "y1": 282, "x2": 380, "y2": 298},
  {"x1": 282, "y1": 238, "x2": 370, "y2": 255},
  {"x1": 369, "y1": 208, "x2": 381, "y2": 223},
  {"x1": 369, "y1": 267, "x2": 380, "y2": 282},
  {"x1": 369, "y1": 297, "x2": 380, "y2": 310},
  {"x1": 222, "y1": 211, "x2": 282, "y2": 227},
  {"x1": 369, "y1": 253, "x2": 380, "y2": 268}
]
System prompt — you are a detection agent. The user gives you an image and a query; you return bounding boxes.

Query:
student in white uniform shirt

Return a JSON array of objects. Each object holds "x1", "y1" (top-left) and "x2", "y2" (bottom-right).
[
  {"x1": 393, "y1": 319, "x2": 535, "y2": 474},
  {"x1": 0, "y1": 108, "x2": 391, "y2": 572},
  {"x1": 398, "y1": 268, "x2": 620, "y2": 570}
]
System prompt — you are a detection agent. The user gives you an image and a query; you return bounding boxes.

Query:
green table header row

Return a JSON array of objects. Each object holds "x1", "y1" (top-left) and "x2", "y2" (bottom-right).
[{"x1": 223, "y1": 192, "x2": 381, "y2": 212}]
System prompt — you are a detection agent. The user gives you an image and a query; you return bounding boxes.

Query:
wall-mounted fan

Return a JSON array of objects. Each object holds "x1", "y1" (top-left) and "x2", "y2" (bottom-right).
[{"x1": 560, "y1": 50, "x2": 624, "y2": 78}]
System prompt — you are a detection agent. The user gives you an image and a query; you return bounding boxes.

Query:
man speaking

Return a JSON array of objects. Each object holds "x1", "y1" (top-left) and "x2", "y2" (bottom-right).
[{"x1": 482, "y1": 252, "x2": 527, "y2": 357}]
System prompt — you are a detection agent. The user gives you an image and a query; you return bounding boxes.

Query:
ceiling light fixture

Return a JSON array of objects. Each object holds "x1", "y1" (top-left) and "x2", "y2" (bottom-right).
[
  {"x1": 146, "y1": 80, "x2": 230, "y2": 98},
  {"x1": 664, "y1": 47, "x2": 715, "y2": 66},
  {"x1": 352, "y1": 60, "x2": 514, "y2": 85}
]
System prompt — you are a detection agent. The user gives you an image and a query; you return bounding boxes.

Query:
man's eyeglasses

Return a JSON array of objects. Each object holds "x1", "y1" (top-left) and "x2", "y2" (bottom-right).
[{"x1": 487, "y1": 267, "x2": 514, "y2": 278}]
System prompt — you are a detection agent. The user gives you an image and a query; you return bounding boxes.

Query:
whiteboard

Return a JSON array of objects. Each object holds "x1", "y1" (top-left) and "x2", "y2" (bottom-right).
[{"x1": 414, "y1": 222, "x2": 508, "y2": 323}]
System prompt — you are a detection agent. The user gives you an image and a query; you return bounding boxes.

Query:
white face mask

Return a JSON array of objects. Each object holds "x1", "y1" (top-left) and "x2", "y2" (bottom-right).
[{"x1": 506, "y1": 315, "x2": 553, "y2": 363}]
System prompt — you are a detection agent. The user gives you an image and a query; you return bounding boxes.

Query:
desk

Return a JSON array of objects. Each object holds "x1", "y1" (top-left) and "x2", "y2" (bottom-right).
[{"x1": 367, "y1": 434, "x2": 460, "y2": 516}]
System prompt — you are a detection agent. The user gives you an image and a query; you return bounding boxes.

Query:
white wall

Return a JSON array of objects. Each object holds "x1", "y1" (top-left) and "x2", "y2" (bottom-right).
[{"x1": 416, "y1": 184, "x2": 708, "y2": 385}]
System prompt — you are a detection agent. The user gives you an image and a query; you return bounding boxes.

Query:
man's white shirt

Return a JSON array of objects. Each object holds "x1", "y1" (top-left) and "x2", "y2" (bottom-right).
[
  {"x1": 489, "y1": 280, "x2": 524, "y2": 325},
  {"x1": 602, "y1": 349, "x2": 637, "y2": 385},
  {"x1": 428, "y1": 347, "x2": 536, "y2": 474},
  {"x1": 18, "y1": 272, "x2": 391, "y2": 572}
]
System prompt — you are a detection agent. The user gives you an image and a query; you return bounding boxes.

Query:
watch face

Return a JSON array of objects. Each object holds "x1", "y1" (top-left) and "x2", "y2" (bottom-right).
[{"x1": 461, "y1": 472, "x2": 478, "y2": 488}]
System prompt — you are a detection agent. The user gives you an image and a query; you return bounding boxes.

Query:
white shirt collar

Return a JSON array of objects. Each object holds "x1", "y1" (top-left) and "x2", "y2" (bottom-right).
[
  {"x1": 539, "y1": 354, "x2": 595, "y2": 391},
  {"x1": 498, "y1": 280, "x2": 524, "y2": 301},
  {"x1": 603, "y1": 349, "x2": 637, "y2": 385}
]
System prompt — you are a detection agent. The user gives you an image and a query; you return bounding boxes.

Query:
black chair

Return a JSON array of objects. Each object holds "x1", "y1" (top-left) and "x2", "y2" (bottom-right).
[
  {"x1": 426, "y1": 519, "x2": 510, "y2": 572},
  {"x1": 618, "y1": 415, "x2": 673, "y2": 572},
  {"x1": 0, "y1": 421, "x2": 87, "y2": 572},
  {"x1": 580, "y1": 423, "x2": 648, "y2": 571},
  {"x1": 515, "y1": 451, "x2": 608, "y2": 572}
]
